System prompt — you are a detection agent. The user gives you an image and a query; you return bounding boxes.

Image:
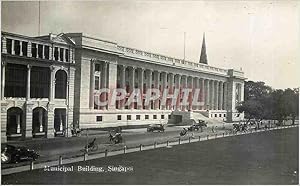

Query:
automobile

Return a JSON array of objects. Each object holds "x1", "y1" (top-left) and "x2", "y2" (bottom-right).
[
  {"x1": 188, "y1": 124, "x2": 201, "y2": 131},
  {"x1": 147, "y1": 124, "x2": 165, "y2": 132},
  {"x1": 187, "y1": 120, "x2": 207, "y2": 131},
  {"x1": 1, "y1": 145, "x2": 39, "y2": 164}
]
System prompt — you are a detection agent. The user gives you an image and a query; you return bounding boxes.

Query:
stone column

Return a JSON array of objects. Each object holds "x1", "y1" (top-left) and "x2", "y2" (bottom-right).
[
  {"x1": 161, "y1": 72, "x2": 168, "y2": 110},
  {"x1": 138, "y1": 68, "x2": 144, "y2": 110},
  {"x1": 1, "y1": 102, "x2": 8, "y2": 143},
  {"x1": 49, "y1": 66, "x2": 55, "y2": 102},
  {"x1": 36, "y1": 44, "x2": 38, "y2": 58},
  {"x1": 200, "y1": 78, "x2": 205, "y2": 110},
  {"x1": 20, "y1": 41, "x2": 23, "y2": 56},
  {"x1": 209, "y1": 80, "x2": 214, "y2": 110},
  {"x1": 214, "y1": 81, "x2": 219, "y2": 110},
  {"x1": 226, "y1": 79, "x2": 236, "y2": 122},
  {"x1": 47, "y1": 103, "x2": 55, "y2": 138},
  {"x1": 26, "y1": 64, "x2": 31, "y2": 100},
  {"x1": 57, "y1": 47, "x2": 61, "y2": 61},
  {"x1": 181, "y1": 75, "x2": 187, "y2": 111},
  {"x1": 89, "y1": 59, "x2": 95, "y2": 109},
  {"x1": 25, "y1": 103, "x2": 34, "y2": 139},
  {"x1": 120, "y1": 65, "x2": 126, "y2": 110},
  {"x1": 175, "y1": 74, "x2": 181, "y2": 110},
  {"x1": 42, "y1": 45, "x2": 45, "y2": 59},
  {"x1": 146, "y1": 69, "x2": 152, "y2": 110},
  {"x1": 63, "y1": 49, "x2": 66, "y2": 62},
  {"x1": 240, "y1": 82, "x2": 245, "y2": 102},
  {"x1": 168, "y1": 73, "x2": 174, "y2": 110},
  {"x1": 100, "y1": 62, "x2": 108, "y2": 110},
  {"x1": 153, "y1": 71, "x2": 160, "y2": 110},
  {"x1": 188, "y1": 77, "x2": 194, "y2": 111},
  {"x1": 107, "y1": 61, "x2": 118, "y2": 110},
  {"x1": 49, "y1": 45, "x2": 52, "y2": 60},
  {"x1": 219, "y1": 81, "x2": 224, "y2": 110},
  {"x1": 204, "y1": 79, "x2": 210, "y2": 110},
  {"x1": 11, "y1": 39, "x2": 15, "y2": 55},
  {"x1": 129, "y1": 66, "x2": 135, "y2": 109},
  {"x1": 1, "y1": 62, "x2": 6, "y2": 100},
  {"x1": 223, "y1": 82, "x2": 228, "y2": 110}
]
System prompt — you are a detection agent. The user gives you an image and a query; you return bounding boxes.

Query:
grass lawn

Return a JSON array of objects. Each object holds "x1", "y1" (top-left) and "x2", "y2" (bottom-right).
[{"x1": 2, "y1": 128, "x2": 298, "y2": 185}]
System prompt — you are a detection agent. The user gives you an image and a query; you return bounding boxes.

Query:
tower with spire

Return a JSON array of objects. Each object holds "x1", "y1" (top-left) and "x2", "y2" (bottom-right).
[{"x1": 199, "y1": 33, "x2": 208, "y2": 64}]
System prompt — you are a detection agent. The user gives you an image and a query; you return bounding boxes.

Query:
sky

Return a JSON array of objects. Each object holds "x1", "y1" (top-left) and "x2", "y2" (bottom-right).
[{"x1": 1, "y1": 0, "x2": 299, "y2": 89}]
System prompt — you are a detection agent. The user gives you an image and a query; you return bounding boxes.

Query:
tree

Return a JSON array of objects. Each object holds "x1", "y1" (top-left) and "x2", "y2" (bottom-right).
[{"x1": 282, "y1": 88, "x2": 299, "y2": 125}]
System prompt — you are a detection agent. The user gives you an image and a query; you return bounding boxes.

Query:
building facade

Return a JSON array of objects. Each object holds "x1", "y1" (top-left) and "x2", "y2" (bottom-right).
[
  {"x1": 1, "y1": 32, "x2": 76, "y2": 142},
  {"x1": 1, "y1": 31, "x2": 245, "y2": 142}
]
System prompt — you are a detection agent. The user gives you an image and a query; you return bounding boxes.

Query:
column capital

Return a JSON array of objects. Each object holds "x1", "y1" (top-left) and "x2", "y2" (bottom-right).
[
  {"x1": 49, "y1": 65, "x2": 56, "y2": 71},
  {"x1": 27, "y1": 64, "x2": 32, "y2": 69},
  {"x1": 138, "y1": 67, "x2": 145, "y2": 71},
  {"x1": 90, "y1": 58, "x2": 97, "y2": 63},
  {"x1": 1, "y1": 61, "x2": 7, "y2": 66}
]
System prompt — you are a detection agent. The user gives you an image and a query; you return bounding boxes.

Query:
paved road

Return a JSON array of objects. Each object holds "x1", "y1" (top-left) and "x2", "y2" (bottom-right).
[
  {"x1": 2, "y1": 122, "x2": 295, "y2": 169},
  {"x1": 2, "y1": 127, "x2": 298, "y2": 185},
  {"x1": 1, "y1": 123, "x2": 233, "y2": 168}
]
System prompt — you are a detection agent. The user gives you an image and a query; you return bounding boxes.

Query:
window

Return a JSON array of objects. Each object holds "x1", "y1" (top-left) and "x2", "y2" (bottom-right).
[
  {"x1": 215, "y1": 114, "x2": 217, "y2": 117},
  {"x1": 30, "y1": 66, "x2": 50, "y2": 98},
  {"x1": 4, "y1": 63, "x2": 27, "y2": 97},
  {"x1": 60, "y1": 48, "x2": 64, "y2": 61},
  {"x1": 22, "y1": 42, "x2": 28, "y2": 56},
  {"x1": 95, "y1": 76, "x2": 100, "y2": 90},
  {"x1": 96, "y1": 116, "x2": 102, "y2": 122},
  {"x1": 236, "y1": 114, "x2": 240, "y2": 117},
  {"x1": 54, "y1": 47, "x2": 59, "y2": 60},
  {"x1": 32, "y1": 43, "x2": 37, "y2": 58},
  {"x1": 168, "y1": 115, "x2": 171, "y2": 119},
  {"x1": 117, "y1": 115, "x2": 122, "y2": 120},
  {"x1": 38, "y1": 44, "x2": 43, "y2": 58},
  {"x1": 219, "y1": 114, "x2": 222, "y2": 117},
  {"x1": 153, "y1": 115, "x2": 157, "y2": 119},
  {"x1": 44, "y1": 46, "x2": 49, "y2": 59},
  {"x1": 55, "y1": 70, "x2": 67, "y2": 99},
  {"x1": 161, "y1": 115, "x2": 164, "y2": 119},
  {"x1": 95, "y1": 64, "x2": 101, "y2": 72},
  {"x1": 127, "y1": 115, "x2": 131, "y2": 120},
  {"x1": 145, "y1": 115, "x2": 149, "y2": 120},
  {"x1": 14, "y1": 40, "x2": 20, "y2": 55},
  {"x1": 224, "y1": 114, "x2": 226, "y2": 117},
  {"x1": 6, "y1": 39, "x2": 12, "y2": 54},
  {"x1": 136, "y1": 115, "x2": 140, "y2": 120},
  {"x1": 65, "y1": 49, "x2": 69, "y2": 62}
]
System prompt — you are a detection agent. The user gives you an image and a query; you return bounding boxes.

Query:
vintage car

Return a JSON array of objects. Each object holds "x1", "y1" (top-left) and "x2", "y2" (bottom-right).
[
  {"x1": 1, "y1": 145, "x2": 39, "y2": 164},
  {"x1": 187, "y1": 124, "x2": 201, "y2": 131},
  {"x1": 147, "y1": 124, "x2": 165, "y2": 132},
  {"x1": 187, "y1": 120, "x2": 208, "y2": 131}
]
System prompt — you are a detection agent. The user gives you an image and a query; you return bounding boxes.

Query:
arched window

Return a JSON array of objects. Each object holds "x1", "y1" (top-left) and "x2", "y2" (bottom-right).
[
  {"x1": 7, "y1": 107, "x2": 23, "y2": 135},
  {"x1": 32, "y1": 107, "x2": 47, "y2": 134},
  {"x1": 55, "y1": 70, "x2": 67, "y2": 99}
]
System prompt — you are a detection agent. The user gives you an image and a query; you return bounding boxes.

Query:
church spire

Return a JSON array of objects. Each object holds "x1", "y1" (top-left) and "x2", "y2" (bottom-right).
[{"x1": 199, "y1": 33, "x2": 208, "y2": 64}]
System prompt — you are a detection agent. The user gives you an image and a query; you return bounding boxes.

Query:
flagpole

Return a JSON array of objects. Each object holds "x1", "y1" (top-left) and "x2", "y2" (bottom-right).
[
  {"x1": 183, "y1": 32, "x2": 186, "y2": 62},
  {"x1": 38, "y1": 1, "x2": 40, "y2": 36}
]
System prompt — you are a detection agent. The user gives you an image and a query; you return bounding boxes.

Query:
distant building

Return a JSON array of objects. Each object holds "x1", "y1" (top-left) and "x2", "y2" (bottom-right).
[{"x1": 1, "y1": 31, "x2": 245, "y2": 142}]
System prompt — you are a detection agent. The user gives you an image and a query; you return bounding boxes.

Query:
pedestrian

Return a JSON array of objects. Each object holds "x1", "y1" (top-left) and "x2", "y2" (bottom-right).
[{"x1": 212, "y1": 126, "x2": 215, "y2": 133}]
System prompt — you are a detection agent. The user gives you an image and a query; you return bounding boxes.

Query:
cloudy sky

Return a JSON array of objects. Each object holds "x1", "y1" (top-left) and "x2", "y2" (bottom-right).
[{"x1": 1, "y1": 0, "x2": 299, "y2": 89}]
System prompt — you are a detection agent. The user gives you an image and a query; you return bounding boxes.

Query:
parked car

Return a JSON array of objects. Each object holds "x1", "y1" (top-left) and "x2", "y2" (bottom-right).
[
  {"x1": 1, "y1": 145, "x2": 39, "y2": 164},
  {"x1": 147, "y1": 124, "x2": 165, "y2": 132}
]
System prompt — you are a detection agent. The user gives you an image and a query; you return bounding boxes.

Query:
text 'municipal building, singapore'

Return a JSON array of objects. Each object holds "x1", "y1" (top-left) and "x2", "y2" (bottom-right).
[{"x1": 1, "y1": 31, "x2": 246, "y2": 142}]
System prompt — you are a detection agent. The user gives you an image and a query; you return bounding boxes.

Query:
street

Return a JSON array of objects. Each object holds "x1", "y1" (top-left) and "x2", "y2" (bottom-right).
[{"x1": 2, "y1": 127, "x2": 298, "y2": 185}]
